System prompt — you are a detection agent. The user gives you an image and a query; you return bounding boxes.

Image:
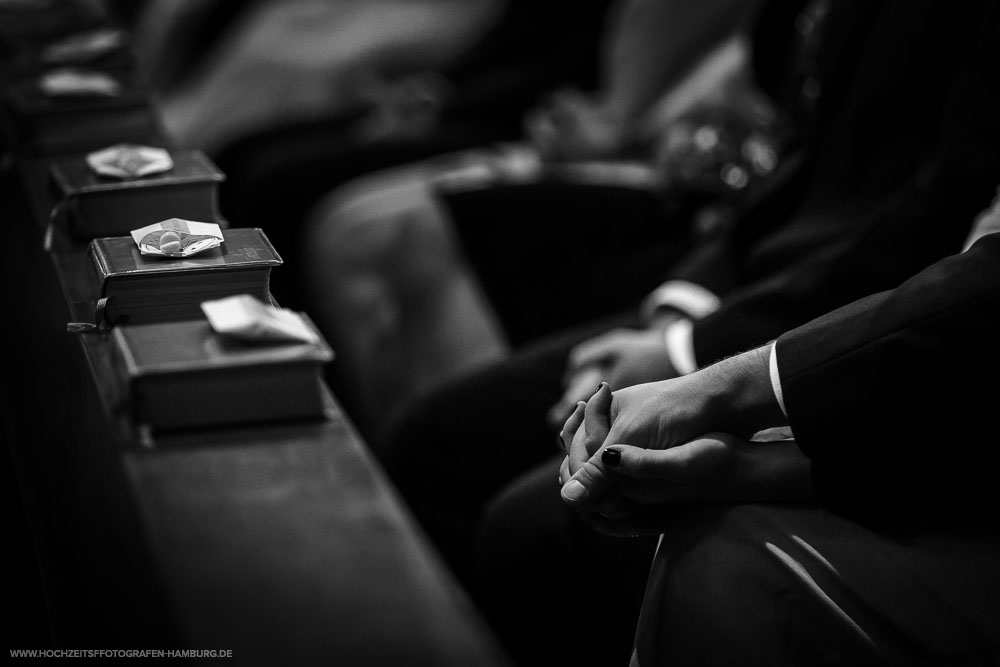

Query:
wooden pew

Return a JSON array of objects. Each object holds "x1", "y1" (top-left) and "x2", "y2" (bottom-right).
[{"x1": 1, "y1": 5, "x2": 510, "y2": 665}]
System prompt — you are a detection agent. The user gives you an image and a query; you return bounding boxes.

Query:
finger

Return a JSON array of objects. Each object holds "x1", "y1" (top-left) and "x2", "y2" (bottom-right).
[
  {"x1": 583, "y1": 382, "x2": 612, "y2": 455},
  {"x1": 567, "y1": 396, "x2": 601, "y2": 476},
  {"x1": 558, "y1": 456, "x2": 570, "y2": 486},
  {"x1": 569, "y1": 383, "x2": 611, "y2": 475},
  {"x1": 608, "y1": 440, "x2": 727, "y2": 481},
  {"x1": 560, "y1": 401, "x2": 587, "y2": 444},
  {"x1": 561, "y1": 449, "x2": 614, "y2": 509},
  {"x1": 600, "y1": 442, "x2": 724, "y2": 505},
  {"x1": 547, "y1": 366, "x2": 603, "y2": 428},
  {"x1": 548, "y1": 396, "x2": 579, "y2": 433},
  {"x1": 564, "y1": 402, "x2": 591, "y2": 472},
  {"x1": 599, "y1": 444, "x2": 665, "y2": 479},
  {"x1": 567, "y1": 383, "x2": 611, "y2": 475},
  {"x1": 569, "y1": 445, "x2": 666, "y2": 508}
]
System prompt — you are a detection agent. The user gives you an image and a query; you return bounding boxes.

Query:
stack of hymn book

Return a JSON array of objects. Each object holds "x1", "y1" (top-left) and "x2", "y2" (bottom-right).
[
  {"x1": 50, "y1": 149, "x2": 226, "y2": 238},
  {"x1": 87, "y1": 227, "x2": 282, "y2": 326},
  {"x1": 110, "y1": 315, "x2": 333, "y2": 432}
]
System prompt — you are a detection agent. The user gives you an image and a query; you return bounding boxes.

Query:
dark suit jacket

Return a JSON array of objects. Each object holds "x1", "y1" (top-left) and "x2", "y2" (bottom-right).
[
  {"x1": 444, "y1": 0, "x2": 993, "y2": 348},
  {"x1": 671, "y1": 0, "x2": 1000, "y2": 366},
  {"x1": 776, "y1": 231, "x2": 1000, "y2": 524}
]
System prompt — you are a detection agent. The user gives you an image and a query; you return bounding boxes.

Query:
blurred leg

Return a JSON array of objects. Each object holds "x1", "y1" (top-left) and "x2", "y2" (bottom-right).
[
  {"x1": 304, "y1": 155, "x2": 691, "y2": 439},
  {"x1": 304, "y1": 161, "x2": 509, "y2": 440}
]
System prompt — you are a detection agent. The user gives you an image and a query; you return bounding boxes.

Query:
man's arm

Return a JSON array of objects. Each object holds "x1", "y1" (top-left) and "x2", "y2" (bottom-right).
[
  {"x1": 562, "y1": 232, "x2": 1000, "y2": 526},
  {"x1": 776, "y1": 231, "x2": 1000, "y2": 522},
  {"x1": 558, "y1": 341, "x2": 806, "y2": 526}
]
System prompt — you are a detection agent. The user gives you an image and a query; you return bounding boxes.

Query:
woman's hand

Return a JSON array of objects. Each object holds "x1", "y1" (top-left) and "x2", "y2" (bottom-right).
[
  {"x1": 562, "y1": 434, "x2": 813, "y2": 536},
  {"x1": 556, "y1": 343, "x2": 806, "y2": 535},
  {"x1": 558, "y1": 384, "x2": 640, "y2": 522}
]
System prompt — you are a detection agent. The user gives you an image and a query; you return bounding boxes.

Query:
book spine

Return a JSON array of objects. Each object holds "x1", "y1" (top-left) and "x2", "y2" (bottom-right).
[
  {"x1": 253, "y1": 228, "x2": 283, "y2": 264},
  {"x1": 88, "y1": 240, "x2": 112, "y2": 287},
  {"x1": 110, "y1": 327, "x2": 142, "y2": 378}
]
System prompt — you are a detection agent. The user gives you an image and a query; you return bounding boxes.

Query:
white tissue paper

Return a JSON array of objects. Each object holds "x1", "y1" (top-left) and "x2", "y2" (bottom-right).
[
  {"x1": 87, "y1": 143, "x2": 174, "y2": 179},
  {"x1": 131, "y1": 218, "x2": 223, "y2": 258},
  {"x1": 42, "y1": 28, "x2": 126, "y2": 64},
  {"x1": 40, "y1": 68, "x2": 121, "y2": 97},
  {"x1": 201, "y1": 295, "x2": 320, "y2": 344}
]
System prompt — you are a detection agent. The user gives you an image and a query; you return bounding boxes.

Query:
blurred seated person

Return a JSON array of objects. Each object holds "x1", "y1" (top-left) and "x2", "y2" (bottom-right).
[
  {"x1": 301, "y1": 0, "x2": 771, "y2": 439},
  {"x1": 131, "y1": 0, "x2": 505, "y2": 155},
  {"x1": 137, "y1": 0, "x2": 618, "y2": 312},
  {"x1": 366, "y1": 1, "x2": 1000, "y2": 665},
  {"x1": 559, "y1": 194, "x2": 1000, "y2": 666}
]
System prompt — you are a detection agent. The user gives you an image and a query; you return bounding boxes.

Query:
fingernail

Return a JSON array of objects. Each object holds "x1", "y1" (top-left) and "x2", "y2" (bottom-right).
[
  {"x1": 593, "y1": 382, "x2": 606, "y2": 395},
  {"x1": 602, "y1": 447, "x2": 621, "y2": 467},
  {"x1": 556, "y1": 432, "x2": 565, "y2": 451},
  {"x1": 561, "y1": 480, "x2": 588, "y2": 502}
]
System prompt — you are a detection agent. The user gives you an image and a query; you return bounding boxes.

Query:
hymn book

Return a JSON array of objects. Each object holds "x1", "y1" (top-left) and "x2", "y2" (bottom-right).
[
  {"x1": 2, "y1": 74, "x2": 159, "y2": 154},
  {"x1": 87, "y1": 227, "x2": 282, "y2": 326},
  {"x1": 111, "y1": 317, "x2": 333, "y2": 432},
  {"x1": 49, "y1": 149, "x2": 226, "y2": 238}
]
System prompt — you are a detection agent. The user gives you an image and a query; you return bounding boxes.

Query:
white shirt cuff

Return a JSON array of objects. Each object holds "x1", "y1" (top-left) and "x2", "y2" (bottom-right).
[
  {"x1": 640, "y1": 280, "x2": 721, "y2": 323},
  {"x1": 769, "y1": 341, "x2": 788, "y2": 417},
  {"x1": 963, "y1": 184, "x2": 1000, "y2": 252},
  {"x1": 663, "y1": 319, "x2": 698, "y2": 375}
]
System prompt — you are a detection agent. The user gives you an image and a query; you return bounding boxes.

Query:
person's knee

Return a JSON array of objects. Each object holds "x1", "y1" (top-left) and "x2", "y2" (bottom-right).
[
  {"x1": 304, "y1": 167, "x2": 456, "y2": 292},
  {"x1": 304, "y1": 182, "x2": 403, "y2": 270},
  {"x1": 649, "y1": 505, "x2": 781, "y2": 606}
]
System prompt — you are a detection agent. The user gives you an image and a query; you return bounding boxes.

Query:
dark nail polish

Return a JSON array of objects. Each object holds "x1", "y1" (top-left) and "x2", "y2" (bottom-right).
[
  {"x1": 556, "y1": 432, "x2": 566, "y2": 451},
  {"x1": 602, "y1": 447, "x2": 621, "y2": 467}
]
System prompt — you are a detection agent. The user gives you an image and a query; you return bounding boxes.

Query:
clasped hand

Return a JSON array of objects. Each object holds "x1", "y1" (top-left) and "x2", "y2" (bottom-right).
[{"x1": 557, "y1": 378, "x2": 813, "y2": 537}]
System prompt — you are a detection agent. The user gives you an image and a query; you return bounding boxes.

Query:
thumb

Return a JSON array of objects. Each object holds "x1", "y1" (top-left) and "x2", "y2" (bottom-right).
[
  {"x1": 560, "y1": 446, "x2": 617, "y2": 508},
  {"x1": 587, "y1": 444, "x2": 693, "y2": 506},
  {"x1": 600, "y1": 444, "x2": 672, "y2": 480}
]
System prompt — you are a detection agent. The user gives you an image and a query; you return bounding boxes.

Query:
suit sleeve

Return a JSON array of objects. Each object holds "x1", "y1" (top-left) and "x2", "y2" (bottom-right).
[{"x1": 775, "y1": 232, "x2": 1000, "y2": 524}]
